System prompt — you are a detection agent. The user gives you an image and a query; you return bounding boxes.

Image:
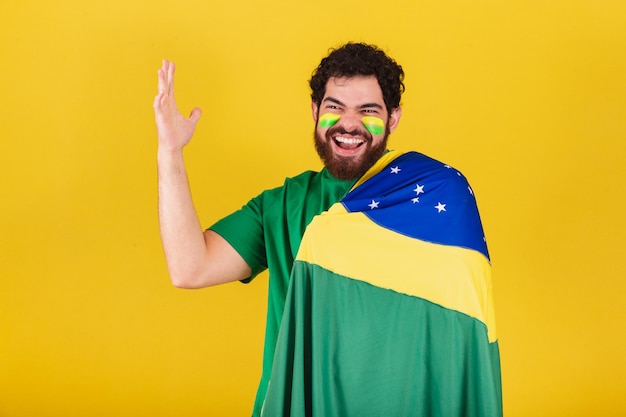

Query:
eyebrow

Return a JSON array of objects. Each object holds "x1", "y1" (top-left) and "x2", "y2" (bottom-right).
[{"x1": 323, "y1": 97, "x2": 384, "y2": 110}]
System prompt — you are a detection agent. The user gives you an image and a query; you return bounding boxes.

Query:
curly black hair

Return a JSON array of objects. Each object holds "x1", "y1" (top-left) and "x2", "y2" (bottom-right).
[{"x1": 309, "y1": 43, "x2": 405, "y2": 112}]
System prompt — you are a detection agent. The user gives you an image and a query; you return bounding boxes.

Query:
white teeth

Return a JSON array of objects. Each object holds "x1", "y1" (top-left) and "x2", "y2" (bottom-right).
[{"x1": 335, "y1": 136, "x2": 364, "y2": 145}]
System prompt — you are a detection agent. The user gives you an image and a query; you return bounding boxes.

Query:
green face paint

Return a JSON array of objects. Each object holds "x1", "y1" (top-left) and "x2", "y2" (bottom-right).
[
  {"x1": 362, "y1": 116, "x2": 385, "y2": 135},
  {"x1": 318, "y1": 113, "x2": 341, "y2": 128}
]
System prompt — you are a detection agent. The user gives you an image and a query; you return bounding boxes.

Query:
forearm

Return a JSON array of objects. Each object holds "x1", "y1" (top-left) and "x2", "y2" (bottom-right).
[{"x1": 157, "y1": 149, "x2": 209, "y2": 287}]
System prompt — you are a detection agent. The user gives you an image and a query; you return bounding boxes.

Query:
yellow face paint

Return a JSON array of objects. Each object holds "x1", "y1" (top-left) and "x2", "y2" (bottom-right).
[
  {"x1": 318, "y1": 113, "x2": 341, "y2": 128},
  {"x1": 362, "y1": 116, "x2": 385, "y2": 135}
]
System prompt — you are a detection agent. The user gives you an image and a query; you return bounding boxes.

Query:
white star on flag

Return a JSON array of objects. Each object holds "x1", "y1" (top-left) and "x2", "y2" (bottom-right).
[
  {"x1": 435, "y1": 202, "x2": 446, "y2": 213},
  {"x1": 368, "y1": 200, "x2": 380, "y2": 209},
  {"x1": 412, "y1": 197, "x2": 420, "y2": 203},
  {"x1": 413, "y1": 184, "x2": 424, "y2": 195},
  {"x1": 390, "y1": 166, "x2": 401, "y2": 174}
]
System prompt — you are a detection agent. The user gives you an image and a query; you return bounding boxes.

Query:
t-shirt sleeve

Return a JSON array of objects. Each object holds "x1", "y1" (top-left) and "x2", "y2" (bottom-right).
[{"x1": 208, "y1": 193, "x2": 268, "y2": 283}]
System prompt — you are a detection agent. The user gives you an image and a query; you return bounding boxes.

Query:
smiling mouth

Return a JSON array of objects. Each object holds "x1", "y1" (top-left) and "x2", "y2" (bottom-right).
[{"x1": 333, "y1": 135, "x2": 365, "y2": 150}]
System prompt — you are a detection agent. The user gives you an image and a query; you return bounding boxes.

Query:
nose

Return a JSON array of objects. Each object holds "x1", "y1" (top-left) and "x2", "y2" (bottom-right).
[{"x1": 338, "y1": 109, "x2": 362, "y2": 131}]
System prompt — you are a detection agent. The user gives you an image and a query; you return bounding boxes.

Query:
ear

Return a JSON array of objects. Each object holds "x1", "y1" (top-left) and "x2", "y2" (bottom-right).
[
  {"x1": 311, "y1": 101, "x2": 319, "y2": 123},
  {"x1": 387, "y1": 106, "x2": 402, "y2": 134}
]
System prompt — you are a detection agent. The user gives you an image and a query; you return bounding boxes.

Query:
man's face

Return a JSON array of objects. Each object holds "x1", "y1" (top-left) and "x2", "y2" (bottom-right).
[{"x1": 312, "y1": 75, "x2": 401, "y2": 180}]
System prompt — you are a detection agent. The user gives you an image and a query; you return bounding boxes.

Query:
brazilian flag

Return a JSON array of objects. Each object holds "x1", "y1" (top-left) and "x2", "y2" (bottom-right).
[{"x1": 261, "y1": 151, "x2": 502, "y2": 417}]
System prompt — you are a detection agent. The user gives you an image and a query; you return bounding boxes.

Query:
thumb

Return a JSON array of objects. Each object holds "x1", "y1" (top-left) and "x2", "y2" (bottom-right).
[{"x1": 189, "y1": 107, "x2": 202, "y2": 124}]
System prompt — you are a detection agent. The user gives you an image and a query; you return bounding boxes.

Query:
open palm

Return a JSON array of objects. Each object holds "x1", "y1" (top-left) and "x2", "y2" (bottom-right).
[{"x1": 153, "y1": 60, "x2": 202, "y2": 152}]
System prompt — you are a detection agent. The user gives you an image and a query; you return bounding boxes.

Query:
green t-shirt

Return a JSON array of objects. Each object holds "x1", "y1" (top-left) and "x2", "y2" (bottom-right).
[{"x1": 209, "y1": 167, "x2": 355, "y2": 416}]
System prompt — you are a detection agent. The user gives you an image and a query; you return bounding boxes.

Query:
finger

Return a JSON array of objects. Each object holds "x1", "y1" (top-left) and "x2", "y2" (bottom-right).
[
  {"x1": 157, "y1": 59, "x2": 170, "y2": 94},
  {"x1": 157, "y1": 68, "x2": 166, "y2": 94},
  {"x1": 153, "y1": 89, "x2": 168, "y2": 110},
  {"x1": 189, "y1": 107, "x2": 202, "y2": 125},
  {"x1": 167, "y1": 61, "x2": 175, "y2": 96}
]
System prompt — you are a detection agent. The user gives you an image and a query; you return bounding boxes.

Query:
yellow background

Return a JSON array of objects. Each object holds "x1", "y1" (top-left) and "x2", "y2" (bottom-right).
[{"x1": 1, "y1": 0, "x2": 625, "y2": 416}]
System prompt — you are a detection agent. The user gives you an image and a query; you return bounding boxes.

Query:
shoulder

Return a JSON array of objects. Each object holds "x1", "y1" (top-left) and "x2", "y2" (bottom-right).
[
  {"x1": 258, "y1": 170, "x2": 320, "y2": 198},
  {"x1": 243, "y1": 170, "x2": 323, "y2": 212},
  {"x1": 283, "y1": 169, "x2": 321, "y2": 186},
  {"x1": 391, "y1": 151, "x2": 471, "y2": 182}
]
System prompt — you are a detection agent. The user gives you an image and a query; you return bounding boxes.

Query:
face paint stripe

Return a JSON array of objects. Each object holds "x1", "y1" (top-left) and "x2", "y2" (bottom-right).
[
  {"x1": 318, "y1": 113, "x2": 341, "y2": 128},
  {"x1": 362, "y1": 116, "x2": 385, "y2": 135}
]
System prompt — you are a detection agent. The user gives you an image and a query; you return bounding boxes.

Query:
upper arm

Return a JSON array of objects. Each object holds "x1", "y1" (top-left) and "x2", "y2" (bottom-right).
[
  {"x1": 204, "y1": 229, "x2": 253, "y2": 285},
  {"x1": 187, "y1": 189, "x2": 273, "y2": 288},
  {"x1": 173, "y1": 229, "x2": 252, "y2": 289}
]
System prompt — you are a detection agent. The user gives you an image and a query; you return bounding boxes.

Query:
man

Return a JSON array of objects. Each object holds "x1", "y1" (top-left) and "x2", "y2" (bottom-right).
[{"x1": 154, "y1": 43, "x2": 502, "y2": 417}]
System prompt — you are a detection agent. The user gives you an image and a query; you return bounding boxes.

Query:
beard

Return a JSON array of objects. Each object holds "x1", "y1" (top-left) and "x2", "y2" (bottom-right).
[{"x1": 314, "y1": 124, "x2": 389, "y2": 181}]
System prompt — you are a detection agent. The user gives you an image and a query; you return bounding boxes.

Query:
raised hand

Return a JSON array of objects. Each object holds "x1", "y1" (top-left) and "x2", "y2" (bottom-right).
[{"x1": 153, "y1": 60, "x2": 202, "y2": 153}]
